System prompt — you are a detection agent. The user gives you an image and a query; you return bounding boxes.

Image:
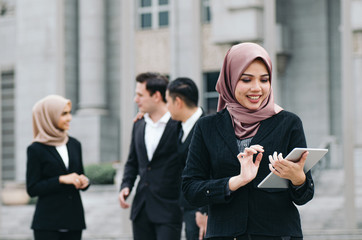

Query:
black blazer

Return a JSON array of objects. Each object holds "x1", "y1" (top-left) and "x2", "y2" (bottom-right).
[
  {"x1": 178, "y1": 111, "x2": 205, "y2": 210},
  {"x1": 121, "y1": 117, "x2": 183, "y2": 224},
  {"x1": 182, "y1": 109, "x2": 314, "y2": 238},
  {"x1": 26, "y1": 137, "x2": 87, "y2": 230}
]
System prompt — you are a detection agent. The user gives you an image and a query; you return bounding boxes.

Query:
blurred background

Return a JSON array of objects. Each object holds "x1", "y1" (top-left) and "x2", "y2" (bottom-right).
[{"x1": 0, "y1": 0, "x2": 361, "y2": 239}]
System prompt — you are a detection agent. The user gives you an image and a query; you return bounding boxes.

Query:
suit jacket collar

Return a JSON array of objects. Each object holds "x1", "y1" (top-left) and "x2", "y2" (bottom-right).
[
  {"x1": 215, "y1": 109, "x2": 284, "y2": 156},
  {"x1": 145, "y1": 118, "x2": 177, "y2": 162},
  {"x1": 137, "y1": 120, "x2": 148, "y2": 161},
  {"x1": 216, "y1": 109, "x2": 239, "y2": 157},
  {"x1": 179, "y1": 110, "x2": 205, "y2": 147},
  {"x1": 44, "y1": 142, "x2": 70, "y2": 172}
]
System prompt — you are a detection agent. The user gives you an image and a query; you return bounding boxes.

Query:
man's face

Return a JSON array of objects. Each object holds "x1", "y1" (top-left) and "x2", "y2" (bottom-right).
[
  {"x1": 165, "y1": 90, "x2": 181, "y2": 121},
  {"x1": 134, "y1": 82, "x2": 157, "y2": 113}
]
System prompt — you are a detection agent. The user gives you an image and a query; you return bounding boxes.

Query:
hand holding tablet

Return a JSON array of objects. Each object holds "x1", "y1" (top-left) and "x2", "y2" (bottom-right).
[{"x1": 257, "y1": 148, "x2": 328, "y2": 189}]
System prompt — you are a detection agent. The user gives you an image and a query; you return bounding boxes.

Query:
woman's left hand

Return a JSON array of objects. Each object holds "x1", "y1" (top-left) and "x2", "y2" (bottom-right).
[
  {"x1": 78, "y1": 174, "x2": 90, "y2": 189},
  {"x1": 268, "y1": 151, "x2": 308, "y2": 186}
]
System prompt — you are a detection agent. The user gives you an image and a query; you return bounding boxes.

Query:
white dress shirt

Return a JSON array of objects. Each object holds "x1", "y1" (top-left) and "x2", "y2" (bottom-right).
[
  {"x1": 181, "y1": 107, "x2": 203, "y2": 143},
  {"x1": 144, "y1": 111, "x2": 171, "y2": 161},
  {"x1": 56, "y1": 144, "x2": 69, "y2": 169}
]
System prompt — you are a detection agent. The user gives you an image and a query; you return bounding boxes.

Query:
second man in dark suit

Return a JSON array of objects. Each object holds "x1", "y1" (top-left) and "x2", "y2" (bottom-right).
[{"x1": 166, "y1": 77, "x2": 207, "y2": 240}]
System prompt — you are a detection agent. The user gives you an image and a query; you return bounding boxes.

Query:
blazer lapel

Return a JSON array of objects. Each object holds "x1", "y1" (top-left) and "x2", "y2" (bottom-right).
[
  {"x1": 45, "y1": 145, "x2": 68, "y2": 172},
  {"x1": 216, "y1": 110, "x2": 239, "y2": 157},
  {"x1": 150, "y1": 119, "x2": 175, "y2": 161},
  {"x1": 250, "y1": 111, "x2": 283, "y2": 145},
  {"x1": 137, "y1": 120, "x2": 149, "y2": 161}
]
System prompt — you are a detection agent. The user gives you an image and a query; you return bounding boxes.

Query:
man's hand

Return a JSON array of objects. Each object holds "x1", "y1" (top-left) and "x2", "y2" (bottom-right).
[
  {"x1": 119, "y1": 187, "x2": 131, "y2": 209},
  {"x1": 195, "y1": 211, "x2": 208, "y2": 240}
]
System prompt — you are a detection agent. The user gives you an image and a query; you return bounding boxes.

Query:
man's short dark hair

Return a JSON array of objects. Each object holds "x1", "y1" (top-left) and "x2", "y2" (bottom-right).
[
  {"x1": 136, "y1": 72, "x2": 169, "y2": 102},
  {"x1": 167, "y1": 77, "x2": 198, "y2": 108}
]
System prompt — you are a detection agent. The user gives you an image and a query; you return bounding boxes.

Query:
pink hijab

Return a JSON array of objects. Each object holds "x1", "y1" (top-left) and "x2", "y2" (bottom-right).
[
  {"x1": 32, "y1": 95, "x2": 71, "y2": 146},
  {"x1": 216, "y1": 42, "x2": 283, "y2": 139}
]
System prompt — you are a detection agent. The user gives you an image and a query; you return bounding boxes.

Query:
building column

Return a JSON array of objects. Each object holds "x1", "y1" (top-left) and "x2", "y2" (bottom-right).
[
  {"x1": 263, "y1": 0, "x2": 279, "y2": 103},
  {"x1": 170, "y1": 0, "x2": 202, "y2": 91},
  {"x1": 78, "y1": 0, "x2": 107, "y2": 115},
  {"x1": 120, "y1": 0, "x2": 136, "y2": 165},
  {"x1": 341, "y1": 0, "x2": 356, "y2": 230},
  {"x1": 69, "y1": 0, "x2": 107, "y2": 165}
]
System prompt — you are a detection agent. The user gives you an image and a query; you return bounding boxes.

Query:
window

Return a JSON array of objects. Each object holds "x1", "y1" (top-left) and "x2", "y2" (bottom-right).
[
  {"x1": 203, "y1": 72, "x2": 219, "y2": 114},
  {"x1": 201, "y1": 0, "x2": 211, "y2": 23},
  {"x1": 138, "y1": 0, "x2": 169, "y2": 29},
  {"x1": 1, "y1": 70, "x2": 15, "y2": 180}
]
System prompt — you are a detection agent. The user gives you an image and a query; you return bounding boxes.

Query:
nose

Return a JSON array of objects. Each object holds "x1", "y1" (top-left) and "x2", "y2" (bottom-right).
[
  {"x1": 250, "y1": 80, "x2": 261, "y2": 91},
  {"x1": 134, "y1": 95, "x2": 138, "y2": 103}
]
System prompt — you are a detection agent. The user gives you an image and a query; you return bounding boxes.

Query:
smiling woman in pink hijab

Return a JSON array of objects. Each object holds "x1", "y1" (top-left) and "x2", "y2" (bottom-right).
[
  {"x1": 182, "y1": 43, "x2": 314, "y2": 240},
  {"x1": 26, "y1": 95, "x2": 89, "y2": 240}
]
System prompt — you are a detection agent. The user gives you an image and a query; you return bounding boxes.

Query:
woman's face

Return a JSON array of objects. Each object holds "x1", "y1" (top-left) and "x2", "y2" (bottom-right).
[
  {"x1": 234, "y1": 59, "x2": 271, "y2": 110},
  {"x1": 57, "y1": 102, "x2": 72, "y2": 131}
]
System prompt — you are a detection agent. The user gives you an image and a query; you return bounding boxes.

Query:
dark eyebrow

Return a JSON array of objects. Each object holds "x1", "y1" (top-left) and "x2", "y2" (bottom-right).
[{"x1": 241, "y1": 73, "x2": 269, "y2": 77}]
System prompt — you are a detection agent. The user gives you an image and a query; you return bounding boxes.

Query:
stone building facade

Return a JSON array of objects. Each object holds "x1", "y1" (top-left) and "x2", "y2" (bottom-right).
[{"x1": 0, "y1": 0, "x2": 361, "y2": 182}]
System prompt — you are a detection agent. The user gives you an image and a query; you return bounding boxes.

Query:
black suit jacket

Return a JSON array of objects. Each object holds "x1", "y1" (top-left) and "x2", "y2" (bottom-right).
[
  {"x1": 121, "y1": 117, "x2": 183, "y2": 224},
  {"x1": 178, "y1": 111, "x2": 205, "y2": 210},
  {"x1": 182, "y1": 109, "x2": 314, "y2": 238},
  {"x1": 26, "y1": 137, "x2": 87, "y2": 230}
]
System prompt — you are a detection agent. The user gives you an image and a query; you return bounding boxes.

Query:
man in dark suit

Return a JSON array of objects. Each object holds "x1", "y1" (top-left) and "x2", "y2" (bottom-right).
[
  {"x1": 166, "y1": 77, "x2": 207, "y2": 240},
  {"x1": 119, "y1": 72, "x2": 183, "y2": 240}
]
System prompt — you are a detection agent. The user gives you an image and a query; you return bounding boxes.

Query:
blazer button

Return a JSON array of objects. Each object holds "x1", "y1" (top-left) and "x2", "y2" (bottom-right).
[
  {"x1": 145, "y1": 182, "x2": 149, "y2": 186},
  {"x1": 206, "y1": 190, "x2": 210, "y2": 194},
  {"x1": 147, "y1": 167, "x2": 151, "y2": 171}
]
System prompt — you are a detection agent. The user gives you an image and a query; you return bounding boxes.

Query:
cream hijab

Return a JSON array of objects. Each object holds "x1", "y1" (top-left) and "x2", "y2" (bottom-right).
[
  {"x1": 32, "y1": 95, "x2": 71, "y2": 146},
  {"x1": 216, "y1": 42, "x2": 283, "y2": 139}
]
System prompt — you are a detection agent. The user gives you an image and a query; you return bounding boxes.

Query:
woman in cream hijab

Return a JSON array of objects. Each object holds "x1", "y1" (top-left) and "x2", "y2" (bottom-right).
[
  {"x1": 26, "y1": 95, "x2": 89, "y2": 240},
  {"x1": 182, "y1": 43, "x2": 314, "y2": 239}
]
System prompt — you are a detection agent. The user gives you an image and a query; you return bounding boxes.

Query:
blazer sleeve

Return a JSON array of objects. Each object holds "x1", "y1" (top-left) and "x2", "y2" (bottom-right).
[
  {"x1": 26, "y1": 144, "x2": 70, "y2": 197},
  {"x1": 120, "y1": 124, "x2": 139, "y2": 192},
  {"x1": 182, "y1": 120, "x2": 232, "y2": 208},
  {"x1": 287, "y1": 116, "x2": 314, "y2": 205},
  {"x1": 76, "y1": 141, "x2": 90, "y2": 192}
]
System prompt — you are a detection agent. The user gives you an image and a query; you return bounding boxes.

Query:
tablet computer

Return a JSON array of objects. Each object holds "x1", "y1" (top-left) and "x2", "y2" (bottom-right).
[{"x1": 257, "y1": 148, "x2": 328, "y2": 189}]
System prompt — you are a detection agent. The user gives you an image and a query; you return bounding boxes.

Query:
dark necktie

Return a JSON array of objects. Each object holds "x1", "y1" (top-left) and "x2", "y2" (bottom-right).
[{"x1": 178, "y1": 128, "x2": 184, "y2": 143}]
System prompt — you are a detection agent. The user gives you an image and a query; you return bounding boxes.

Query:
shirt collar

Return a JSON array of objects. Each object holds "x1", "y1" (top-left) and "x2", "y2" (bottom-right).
[
  {"x1": 144, "y1": 111, "x2": 171, "y2": 126},
  {"x1": 181, "y1": 107, "x2": 203, "y2": 134}
]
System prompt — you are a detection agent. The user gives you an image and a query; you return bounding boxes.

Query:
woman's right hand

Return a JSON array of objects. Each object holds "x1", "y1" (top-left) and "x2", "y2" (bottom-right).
[
  {"x1": 59, "y1": 173, "x2": 89, "y2": 189},
  {"x1": 228, "y1": 144, "x2": 264, "y2": 191}
]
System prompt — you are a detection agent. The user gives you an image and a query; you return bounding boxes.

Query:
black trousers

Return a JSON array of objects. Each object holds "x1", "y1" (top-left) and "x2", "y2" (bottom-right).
[
  {"x1": 33, "y1": 230, "x2": 82, "y2": 240},
  {"x1": 132, "y1": 205, "x2": 182, "y2": 240}
]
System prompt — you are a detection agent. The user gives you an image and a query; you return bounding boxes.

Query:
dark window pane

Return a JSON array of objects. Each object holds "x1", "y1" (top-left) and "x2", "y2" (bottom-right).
[
  {"x1": 141, "y1": 0, "x2": 151, "y2": 7},
  {"x1": 159, "y1": 0, "x2": 168, "y2": 5},
  {"x1": 205, "y1": 72, "x2": 219, "y2": 92},
  {"x1": 159, "y1": 11, "x2": 168, "y2": 27},
  {"x1": 205, "y1": 6, "x2": 211, "y2": 22},
  {"x1": 207, "y1": 98, "x2": 218, "y2": 114},
  {"x1": 141, "y1": 13, "x2": 152, "y2": 28}
]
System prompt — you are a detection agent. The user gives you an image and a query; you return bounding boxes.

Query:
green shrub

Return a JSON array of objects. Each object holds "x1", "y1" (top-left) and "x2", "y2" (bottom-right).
[
  {"x1": 28, "y1": 197, "x2": 38, "y2": 205},
  {"x1": 84, "y1": 162, "x2": 116, "y2": 185}
]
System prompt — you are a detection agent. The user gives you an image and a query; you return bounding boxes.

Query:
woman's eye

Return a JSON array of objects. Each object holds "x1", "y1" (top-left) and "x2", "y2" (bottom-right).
[
  {"x1": 241, "y1": 79, "x2": 251, "y2": 83},
  {"x1": 261, "y1": 78, "x2": 269, "y2": 83}
]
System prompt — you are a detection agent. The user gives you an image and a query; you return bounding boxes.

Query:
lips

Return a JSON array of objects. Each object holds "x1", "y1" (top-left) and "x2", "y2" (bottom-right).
[{"x1": 247, "y1": 95, "x2": 261, "y2": 103}]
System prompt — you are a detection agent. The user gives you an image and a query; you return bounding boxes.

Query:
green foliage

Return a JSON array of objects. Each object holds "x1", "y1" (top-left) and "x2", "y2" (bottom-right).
[
  {"x1": 28, "y1": 197, "x2": 38, "y2": 205},
  {"x1": 84, "y1": 163, "x2": 116, "y2": 185}
]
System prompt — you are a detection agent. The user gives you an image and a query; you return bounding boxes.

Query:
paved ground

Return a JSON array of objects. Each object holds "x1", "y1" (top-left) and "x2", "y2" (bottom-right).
[{"x1": 1, "y1": 149, "x2": 362, "y2": 240}]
